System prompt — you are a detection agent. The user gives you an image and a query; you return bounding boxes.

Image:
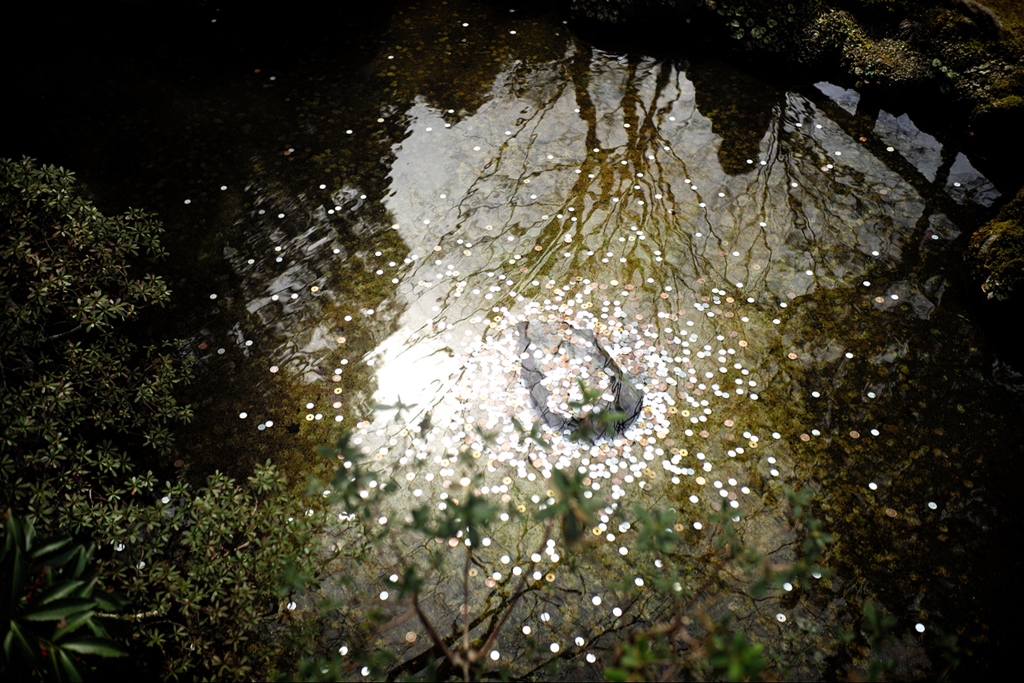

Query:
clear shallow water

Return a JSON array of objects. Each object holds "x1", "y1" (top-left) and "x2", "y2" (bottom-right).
[{"x1": 8, "y1": 0, "x2": 1022, "y2": 676}]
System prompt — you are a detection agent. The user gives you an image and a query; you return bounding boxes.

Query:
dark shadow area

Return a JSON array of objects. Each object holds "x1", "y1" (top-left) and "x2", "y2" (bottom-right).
[
  {"x1": 688, "y1": 58, "x2": 786, "y2": 175},
  {"x1": 2, "y1": 0, "x2": 396, "y2": 204}
]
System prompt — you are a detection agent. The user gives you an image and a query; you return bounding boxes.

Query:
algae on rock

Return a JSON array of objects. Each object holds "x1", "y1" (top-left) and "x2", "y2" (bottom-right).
[{"x1": 970, "y1": 186, "x2": 1024, "y2": 299}]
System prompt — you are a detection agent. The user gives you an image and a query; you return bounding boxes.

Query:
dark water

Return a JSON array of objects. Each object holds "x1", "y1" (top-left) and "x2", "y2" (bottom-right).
[{"x1": 7, "y1": 0, "x2": 1023, "y2": 677}]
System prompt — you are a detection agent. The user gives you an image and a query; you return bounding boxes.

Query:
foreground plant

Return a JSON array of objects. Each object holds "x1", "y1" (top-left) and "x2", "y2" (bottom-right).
[
  {"x1": 1, "y1": 512, "x2": 124, "y2": 681},
  {"x1": 1, "y1": 158, "x2": 333, "y2": 680},
  {"x1": 299, "y1": 400, "x2": 836, "y2": 682}
]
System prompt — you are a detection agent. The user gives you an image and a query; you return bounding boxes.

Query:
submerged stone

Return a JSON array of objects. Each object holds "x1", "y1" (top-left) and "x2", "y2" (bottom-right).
[{"x1": 516, "y1": 320, "x2": 643, "y2": 438}]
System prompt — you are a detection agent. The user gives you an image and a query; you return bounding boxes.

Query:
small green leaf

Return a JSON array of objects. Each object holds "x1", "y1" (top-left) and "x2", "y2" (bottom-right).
[
  {"x1": 604, "y1": 667, "x2": 630, "y2": 682},
  {"x1": 53, "y1": 610, "x2": 96, "y2": 641},
  {"x1": 4, "y1": 621, "x2": 36, "y2": 661},
  {"x1": 22, "y1": 597, "x2": 94, "y2": 621},
  {"x1": 91, "y1": 588, "x2": 122, "y2": 612},
  {"x1": 34, "y1": 543, "x2": 81, "y2": 569},
  {"x1": 35, "y1": 579, "x2": 86, "y2": 605},
  {"x1": 56, "y1": 647, "x2": 85, "y2": 682},
  {"x1": 29, "y1": 536, "x2": 72, "y2": 561},
  {"x1": 61, "y1": 637, "x2": 125, "y2": 658}
]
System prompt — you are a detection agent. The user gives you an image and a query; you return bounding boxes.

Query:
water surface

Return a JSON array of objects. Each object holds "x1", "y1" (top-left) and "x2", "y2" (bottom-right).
[{"x1": 7, "y1": 0, "x2": 1022, "y2": 677}]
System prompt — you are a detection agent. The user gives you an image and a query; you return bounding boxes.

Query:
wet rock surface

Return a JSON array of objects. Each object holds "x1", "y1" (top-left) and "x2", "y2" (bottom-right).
[{"x1": 516, "y1": 320, "x2": 644, "y2": 438}]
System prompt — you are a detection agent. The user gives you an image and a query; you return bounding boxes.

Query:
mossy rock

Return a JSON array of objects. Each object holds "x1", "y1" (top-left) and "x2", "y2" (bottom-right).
[
  {"x1": 969, "y1": 186, "x2": 1024, "y2": 300},
  {"x1": 845, "y1": 36, "x2": 931, "y2": 86},
  {"x1": 806, "y1": 9, "x2": 863, "y2": 60},
  {"x1": 978, "y1": 83, "x2": 1024, "y2": 115},
  {"x1": 991, "y1": 91, "x2": 1024, "y2": 108}
]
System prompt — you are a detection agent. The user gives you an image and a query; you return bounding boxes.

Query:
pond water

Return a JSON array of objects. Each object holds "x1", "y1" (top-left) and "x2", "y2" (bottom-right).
[{"x1": 8, "y1": 0, "x2": 1024, "y2": 677}]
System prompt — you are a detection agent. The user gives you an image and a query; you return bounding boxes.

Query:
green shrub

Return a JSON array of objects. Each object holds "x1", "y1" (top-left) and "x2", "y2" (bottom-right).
[{"x1": 1, "y1": 158, "x2": 332, "y2": 679}]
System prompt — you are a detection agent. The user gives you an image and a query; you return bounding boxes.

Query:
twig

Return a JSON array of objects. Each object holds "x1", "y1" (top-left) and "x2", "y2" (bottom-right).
[
  {"x1": 475, "y1": 519, "x2": 553, "y2": 658},
  {"x1": 95, "y1": 609, "x2": 163, "y2": 621},
  {"x1": 461, "y1": 545, "x2": 472, "y2": 681},
  {"x1": 378, "y1": 606, "x2": 417, "y2": 633},
  {"x1": 412, "y1": 592, "x2": 458, "y2": 667}
]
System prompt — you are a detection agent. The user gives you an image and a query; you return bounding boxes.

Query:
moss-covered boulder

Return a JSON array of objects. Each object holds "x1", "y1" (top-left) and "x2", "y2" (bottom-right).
[{"x1": 970, "y1": 186, "x2": 1024, "y2": 300}]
